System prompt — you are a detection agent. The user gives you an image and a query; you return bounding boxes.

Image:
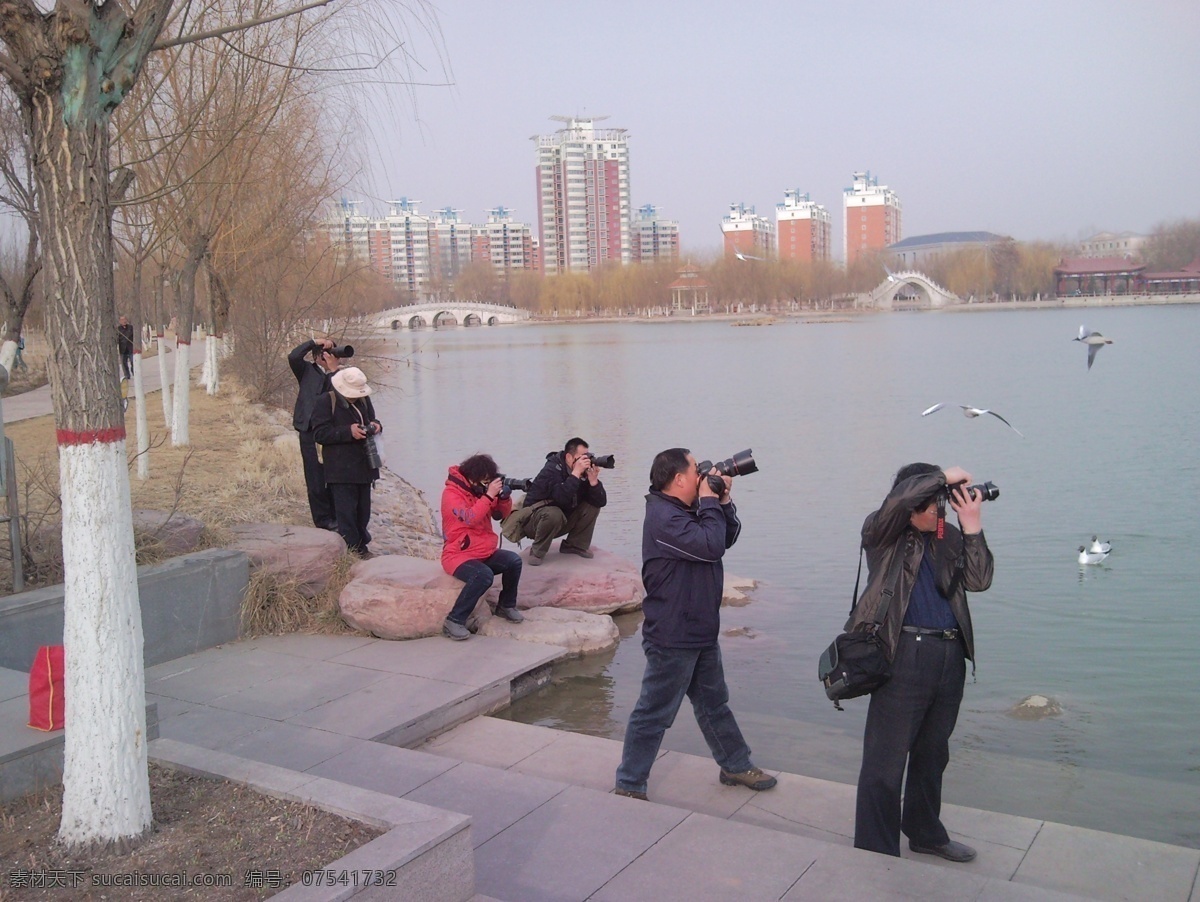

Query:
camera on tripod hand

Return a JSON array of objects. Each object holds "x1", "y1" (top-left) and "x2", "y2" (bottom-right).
[
  {"x1": 327, "y1": 344, "x2": 354, "y2": 359},
  {"x1": 497, "y1": 475, "x2": 533, "y2": 499},
  {"x1": 696, "y1": 449, "x2": 758, "y2": 494},
  {"x1": 946, "y1": 480, "x2": 999, "y2": 503},
  {"x1": 582, "y1": 452, "x2": 616, "y2": 469}
]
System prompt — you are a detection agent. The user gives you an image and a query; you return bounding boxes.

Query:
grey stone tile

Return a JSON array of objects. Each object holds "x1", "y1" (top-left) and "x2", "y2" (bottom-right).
[
  {"x1": 235, "y1": 634, "x2": 379, "y2": 661},
  {"x1": 419, "y1": 716, "x2": 562, "y2": 768},
  {"x1": 404, "y1": 759, "x2": 569, "y2": 847},
  {"x1": 145, "y1": 692, "x2": 195, "y2": 722},
  {"x1": 305, "y1": 742, "x2": 458, "y2": 798},
  {"x1": 473, "y1": 785, "x2": 688, "y2": 902},
  {"x1": 594, "y1": 811, "x2": 826, "y2": 901},
  {"x1": 142, "y1": 642, "x2": 245, "y2": 681},
  {"x1": 223, "y1": 723, "x2": 367, "y2": 772},
  {"x1": 327, "y1": 634, "x2": 564, "y2": 687},
  {"x1": 941, "y1": 799, "x2": 1044, "y2": 851},
  {"x1": 0, "y1": 666, "x2": 27, "y2": 702},
  {"x1": 902, "y1": 836, "x2": 1028, "y2": 883},
  {"x1": 155, "y1": 705, "x2": 271, "y2": 750},
  {"x1": 0, "y1": 697, "x2": 62, "y2": 758},
  {"x1": 507, "y1": 730, "x2": 628, "y2": 792},
  {"x1": 733, "y1": 771, "x2": 855, "y2": 844},
  {"x1": 1014, "y1": 821, "x2": 1200, "y2": 901},
  {"x1": 145, "y1": 649, "x2": 312, "y2": 704},
  {"x1": 286, "y1": 673, "x2": 469, "y2": 740},
  {"x1": 148, "y1": 737, "x2": 318, "y2": 797},
  {"x1": 205, "y1": 660, "x2": 391, "y2": 720},
  {"x1": 288, "y1": 776, "x2": 468, "y2": 833},
  {"x1": 647, "y1": 751, "x2": 762, "y2": 818},
  {"x1": 0, "y1": 743, "x2": 63, "y2": 802},
  {"x1": 782, "y1": 843, "x2": 990, "y2": 900},
  {"x1": 976, "y1": 880, "x2": 1097, "y2": 901}
]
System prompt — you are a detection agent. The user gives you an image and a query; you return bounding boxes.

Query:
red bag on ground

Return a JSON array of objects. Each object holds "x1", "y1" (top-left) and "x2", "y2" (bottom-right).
[{"x1": 28, "y1": 645, "x2": 65, "y2": 731}]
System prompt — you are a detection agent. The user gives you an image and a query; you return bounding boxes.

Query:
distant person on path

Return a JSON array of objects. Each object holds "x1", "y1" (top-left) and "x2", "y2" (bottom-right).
[
  {"x1": 289, "y1": 338, "x2": 343, "y2": 530},
  {"x1": 311, "y1": 367, "x2": 381, "y2": 557},
  {"x1": 851, "y1": 463, "x2": 994, "y2": 862},
  {"x1": 14, "y1": 334, "x2": 27, "y2": 372},
  {"x1": 518, "y1": 437, "x2": 607, "y2": 565},
  {"x1": 440, "y1": 454, "x2": 524, "y2": 640},
  {"x1": 117, "y1": 316, "x2": 134, "y2": 380},
  {"x1": 614, "y1": 448, "x2": 776, "y2": 800}
]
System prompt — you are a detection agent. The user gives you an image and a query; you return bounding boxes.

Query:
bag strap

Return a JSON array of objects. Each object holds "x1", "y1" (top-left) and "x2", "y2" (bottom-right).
[{"x1": 849, "y1": 541, "x2": 907, "y2": 631}]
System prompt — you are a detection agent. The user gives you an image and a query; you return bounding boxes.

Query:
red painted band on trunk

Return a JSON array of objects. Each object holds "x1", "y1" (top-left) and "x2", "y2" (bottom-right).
[
  {"x1": 177, "y1": 340, "x2": 190, "y2": 346},
  {"x1": 56, "y1": 426, "x2": 127, "y2": 446}
]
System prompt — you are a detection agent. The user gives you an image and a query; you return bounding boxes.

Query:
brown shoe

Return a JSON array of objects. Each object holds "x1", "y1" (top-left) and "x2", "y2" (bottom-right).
[
  {"x1": 559, "y1": 544, "x2": 594, "y2": 559},
  {"x1": 527, "y1": 553, "x2": 544, "y2": 567},
  {"x1": 613, "y1": 788, "x2": 648, "y2": 801},
  {"x1": 718, "y1": 767, "x2": 777, "y2": 791}
]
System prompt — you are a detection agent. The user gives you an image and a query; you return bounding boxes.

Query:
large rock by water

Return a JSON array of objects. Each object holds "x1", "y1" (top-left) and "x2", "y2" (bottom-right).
[
  {"x1": 477, "y1": 606, "x2": 619, "y2": 656},
  {"x1": 515, "y1": 543, "x2": 642, "y2": 614},
  {"x1": 226, "y1": 523, "x2": 346, "y2": 597},
  {"x1": 337, "y1": 556, "x2": 491, "y2": 639}
]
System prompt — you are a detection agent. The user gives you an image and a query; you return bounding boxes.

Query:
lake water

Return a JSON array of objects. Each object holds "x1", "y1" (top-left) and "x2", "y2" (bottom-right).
[{"x1": 372, "y1": 305, "x2": 1200, "y2": 848}]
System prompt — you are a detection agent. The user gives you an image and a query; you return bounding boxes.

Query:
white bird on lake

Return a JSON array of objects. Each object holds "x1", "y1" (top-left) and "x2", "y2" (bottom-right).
[
  {"x1": 1078, "y1": 545, "x2": 1110, "y2": 565},
  {"x1": 921, "y1": 403, "x2": 1024, "y2": 437},
  {"x1": 1088, "y1": 535, "x2": 1112, "y2": 554},
  {"x1": 1074, "y1": 325, "x2": 1113, "y2": 370}
]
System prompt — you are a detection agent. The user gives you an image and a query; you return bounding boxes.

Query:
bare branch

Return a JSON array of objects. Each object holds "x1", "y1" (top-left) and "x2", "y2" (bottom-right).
[{"x1": 151, "y1": 0, "x2": 334, "y2": 51}]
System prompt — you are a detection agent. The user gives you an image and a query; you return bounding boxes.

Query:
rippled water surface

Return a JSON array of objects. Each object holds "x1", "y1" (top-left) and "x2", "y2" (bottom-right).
[{"x1": 373, "y1": 305, "x2": 1200, "y2": 846}]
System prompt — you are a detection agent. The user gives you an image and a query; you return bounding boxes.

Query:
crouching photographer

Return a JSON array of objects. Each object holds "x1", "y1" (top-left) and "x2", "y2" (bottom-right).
[
  {"x1": 440, "y1": 454, "x2": 525, "y2": 641},
  {"x1": 519, "y1": 437, "x2": 610, "y2": 565},
  {"x1": 851, "y1": 464, "x2": 994, "y2": 862}
]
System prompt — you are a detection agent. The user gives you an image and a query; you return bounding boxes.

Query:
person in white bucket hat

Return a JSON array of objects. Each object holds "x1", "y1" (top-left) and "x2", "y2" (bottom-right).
[{"x1": 311, "y1": 366, "x2": 383, "y2": 556}]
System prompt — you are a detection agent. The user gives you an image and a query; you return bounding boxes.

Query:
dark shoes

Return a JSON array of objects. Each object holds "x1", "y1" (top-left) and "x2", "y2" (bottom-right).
[
  {"x1": 527, "y1": 553, "x2": 544, "y2": 566},
  {"x1": 442, "y1": 619, "x2": 470, "y2": 641},
  {"x1": 559, "y1": 544, "x2": 594, "y2": 559},
  {"x1": 613, "y1": 788, "x2": 648, "y2": 801},
  {"x1": 909, "y1": 839, "x2": 977, "y2": 863},
  {"x1": 316, "y1": 521, "x2": 338, "y2": 531},
  {"x1": 496, "y1": 606, "x2": 525, "y2": 623},
  {"x1": 718, "y1": 767, "x2": 777, "y2": 791}
]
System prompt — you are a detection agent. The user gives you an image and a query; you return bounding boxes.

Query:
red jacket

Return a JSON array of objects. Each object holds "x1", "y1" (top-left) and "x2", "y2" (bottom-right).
[{"x1": 441, "y1": 466, "x2": 513, "y2": 575}]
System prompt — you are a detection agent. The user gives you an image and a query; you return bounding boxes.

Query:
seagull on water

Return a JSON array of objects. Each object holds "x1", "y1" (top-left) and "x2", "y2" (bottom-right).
[
  {"x1": 1088, "y1": 535, "x2": 1112, "y2": 554},
  {"x1": 921, "y1": 403, "x2": 1024, "y2": 437},
  {"x1": 1074, "y1": 325, "x2": 1113, "y2": 370},
  {"x1": 1078, "y1": 545, "x2": 1110, "y2": 565}
]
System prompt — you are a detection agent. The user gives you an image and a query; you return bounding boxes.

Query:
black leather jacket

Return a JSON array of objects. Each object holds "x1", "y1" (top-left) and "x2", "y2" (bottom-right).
[
  {"x1": 846, "y1": 470, "x2": 994, "y2": 662},
  {"x1": 523, "y1": 451, "x2": 607, "y2": 512}
]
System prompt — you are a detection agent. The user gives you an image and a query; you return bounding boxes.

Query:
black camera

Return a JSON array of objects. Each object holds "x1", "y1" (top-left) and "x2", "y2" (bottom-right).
[
  {"x1": 497, "y1": 475, "x2": 533, "y2": 499},
  {"x1": 327, "y1": 344, "x2": 354, "y2": 359},
  {"x1": 947, "y1": 480, "x2": 999, "y2": 502},
  {"x1": 362, "y1": 421, "x2": 380, "y2": 436},
  {"x1": 583, "y1": 452, "x2": 616, "y2": 469},
  {"x1": 696, "y1": 448, "x2": 758, "y2": 494}
]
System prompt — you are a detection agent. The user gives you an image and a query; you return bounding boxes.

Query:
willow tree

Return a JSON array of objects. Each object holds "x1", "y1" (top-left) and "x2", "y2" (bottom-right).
[{"x1": 0, "y1": 0, "x2": 440, "y2": 853}]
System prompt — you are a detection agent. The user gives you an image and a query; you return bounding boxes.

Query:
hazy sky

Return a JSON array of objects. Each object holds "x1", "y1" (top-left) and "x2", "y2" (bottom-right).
[{"x1": 358, "y1": 1, "x2": 1200, "y2": 257}]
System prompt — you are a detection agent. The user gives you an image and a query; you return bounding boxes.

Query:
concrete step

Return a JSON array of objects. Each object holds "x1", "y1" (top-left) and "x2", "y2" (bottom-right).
[{"x1": 417, "y1": 717, "x2": 1200, "y2": 902}]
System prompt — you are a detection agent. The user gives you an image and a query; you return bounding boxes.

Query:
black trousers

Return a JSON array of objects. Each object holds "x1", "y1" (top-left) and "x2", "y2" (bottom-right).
[
  {"x1": 329, "y1": 482, "x2": 372, "y2": 554},
  {"x1": 854, "y1": 631, "x2": 966, "y2": 856},
  {"x1": 298, "y1": 431, "x2": 336, "y2": 527}
]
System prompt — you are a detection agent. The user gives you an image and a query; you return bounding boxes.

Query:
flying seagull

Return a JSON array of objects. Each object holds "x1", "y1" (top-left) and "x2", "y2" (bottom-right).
[
  {"x1": 921, "y1": 403, "x2": 1024, "y2": 437},
  {"x1": 882, "y1": 262, "x2": 897, "y2": 283},
  {"x1": 733, "y1": 249, "x2": 765, "y2": 262},
  {"x1": 1078, "y1": 545, "x2": 1110, "y2": 565},
  {"x1": 1074, "y1": 325, "x2": 1113, "y2": 370}
]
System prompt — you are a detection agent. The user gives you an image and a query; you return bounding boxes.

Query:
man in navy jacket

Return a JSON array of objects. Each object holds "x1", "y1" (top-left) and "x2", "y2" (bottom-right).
[
  {"x1": 289, "y1": 338, "x2": 341, "y2": 529},
  {"x1": 614, "y1": 448, "x2": 776, "y2": 800}
]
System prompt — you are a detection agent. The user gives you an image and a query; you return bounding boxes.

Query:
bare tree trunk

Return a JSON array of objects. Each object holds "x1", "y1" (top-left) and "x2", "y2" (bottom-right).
[
  {"x1": 172, "y1": 241, "x2": 204, "y2": 446},
  {"x1": 25, "y1": 54, "x2": 151, "y2": 851},
  {"x1": 129, "y1": 258, "x2": 149, "y2": 479}
]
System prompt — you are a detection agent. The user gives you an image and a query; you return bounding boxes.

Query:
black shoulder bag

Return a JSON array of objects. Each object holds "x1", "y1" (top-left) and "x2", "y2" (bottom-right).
[{"x1": 817, "y1": 545, "x2": 905, "y2": 711}]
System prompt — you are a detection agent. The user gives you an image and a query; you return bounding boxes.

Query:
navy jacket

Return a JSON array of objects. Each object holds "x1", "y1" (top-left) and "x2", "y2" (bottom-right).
[
  {"x1": 523, "y1": 451, "x2": 607, "y2": 512},
  {"x1": 289, "y1": 339, "x2": 334, "y2": 432},
  {"x1": 640, "y1": 489, "x2": 741, "y2": 648}
]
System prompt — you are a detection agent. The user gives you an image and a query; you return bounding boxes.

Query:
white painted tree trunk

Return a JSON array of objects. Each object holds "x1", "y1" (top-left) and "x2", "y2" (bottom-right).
[
  {"x1": 58, "y1": 440, "x2": 151, "y2": 847},
  {"x1": 0, "y1": 339, "x2": 16, "y2": 374},
  {"x1": 205, "y1": 333, "x2": 219, "y2": 395},
  {"x1": 132, "y1": 353, "x2": 149, "y2": 480},
  {"x1": 198, "y1": 327, "x2": 211, "y2": 391},
  {"x1": 157, "y1": 332, "x2": 174, "y2": 429},
  {"x1": 171, "y1": 340, "x2": 190, "y2": 446}
]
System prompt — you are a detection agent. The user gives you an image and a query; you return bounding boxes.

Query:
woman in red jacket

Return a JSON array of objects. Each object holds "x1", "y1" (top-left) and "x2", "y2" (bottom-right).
[{"x1": 440, "y1": 454, "x2": 525, "y2": 640}]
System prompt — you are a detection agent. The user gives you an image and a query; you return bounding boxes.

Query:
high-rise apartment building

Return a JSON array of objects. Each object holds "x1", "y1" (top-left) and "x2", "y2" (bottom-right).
[
  {"x1": 631, "y1": 204, "x2": 680, "y2": 264},
  {"x1": 534, "y1": 116, "x2": 631, "y2": 274},
  {"x1": 428, "y1": 207, "x2": 473, "y2": 288},
  {"x1": 721, "y1": 203, "x2": 775, "y2": 259},
  {"x1": 843, "y1": 171, "x2": 902, "y2": 265},
  {"x1": 776, "y1": 189, "x2": 831, "y2": 262},
  {"x1": 471, "y1": 207, "x2": 535, "y2": 276}
]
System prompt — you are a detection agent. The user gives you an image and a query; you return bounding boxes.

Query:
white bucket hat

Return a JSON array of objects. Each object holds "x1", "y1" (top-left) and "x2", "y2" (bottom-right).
[{"x1": 331, "y1": 366, "x2": 372, "y2": 398}]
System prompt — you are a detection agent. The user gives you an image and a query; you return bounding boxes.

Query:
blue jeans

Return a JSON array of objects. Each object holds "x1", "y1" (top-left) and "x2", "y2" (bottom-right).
[
  {"x1": 615, "y1": 640, "x2": 754, "y2": 794},
  {"x1": 448, "y1": 549, "x2": 522, "y2": 625}
]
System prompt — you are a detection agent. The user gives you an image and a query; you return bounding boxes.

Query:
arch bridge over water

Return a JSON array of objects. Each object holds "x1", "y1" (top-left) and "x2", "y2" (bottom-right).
[
  {"x1": 375, "y1": 301, "x2": 531, "y2": 330},
  {"x1": 865, "y1": 271, "x2": 959, "y2": 309}
]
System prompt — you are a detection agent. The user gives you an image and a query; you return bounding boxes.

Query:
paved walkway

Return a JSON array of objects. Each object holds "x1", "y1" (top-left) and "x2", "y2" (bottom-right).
[
  {"x1": 1, "y1": 341, "x2": 206, "y2": 424},
  {"x1": 5, "y1": 634, "x2": 1198, "y2": 900}
]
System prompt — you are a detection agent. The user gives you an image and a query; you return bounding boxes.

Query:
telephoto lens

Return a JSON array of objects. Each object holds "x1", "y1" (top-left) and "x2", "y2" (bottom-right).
[
  {"x1": 364, "y1": 434, "x2": 382, "y2": 469},
  {"x1": 586, "y1": 453, "x2": 616, "y2": 469},
  {"x1": 696, "y1": 449, "x2": 757, "y2": 494}
]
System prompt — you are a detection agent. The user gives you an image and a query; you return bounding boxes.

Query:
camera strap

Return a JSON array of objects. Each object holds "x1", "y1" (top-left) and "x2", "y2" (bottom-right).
[{"x1": 935, "y1": 494, "x2": 947, "y2": 540}]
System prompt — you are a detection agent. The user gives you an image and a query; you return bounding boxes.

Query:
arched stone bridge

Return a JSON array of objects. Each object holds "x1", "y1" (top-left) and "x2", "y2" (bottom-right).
[
  {"x1": 374, "y1": 301, "x2": 532, "y2": 330},
  {"x1": 865, "y1": 271, "x2": 960, "y2": 309}
]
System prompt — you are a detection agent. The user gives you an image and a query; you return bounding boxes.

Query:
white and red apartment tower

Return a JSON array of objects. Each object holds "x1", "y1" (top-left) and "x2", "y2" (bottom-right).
[
  {"x1": 843, "y1": 171, "x2": 902, "y2": 265},
  {"x1": 776, "y1": 189, "x2": 831, "y2": 262}
]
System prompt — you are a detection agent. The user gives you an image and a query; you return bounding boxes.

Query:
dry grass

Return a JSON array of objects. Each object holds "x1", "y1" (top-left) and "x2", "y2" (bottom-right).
[{"x1": 238, "y1": 552, "x2": 365, "y2": 638}]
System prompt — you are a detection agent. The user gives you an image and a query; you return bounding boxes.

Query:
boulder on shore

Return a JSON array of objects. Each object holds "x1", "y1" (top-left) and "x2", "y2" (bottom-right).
[
  {"x1": 515, "y1": 543, "x2": 642, "y2": 614},
  {"x1": 132, "y1": 509, "x2": 206, "y2": 556},
  {"x1": 338, "y1": 555, "x2": 491, "y2": 640},
  {"x1": 477, "y1": 606, "x2": 619, "y2": 656},
  {"x1": 227, "y1": 523, "x2": 346, "y2": 598}
]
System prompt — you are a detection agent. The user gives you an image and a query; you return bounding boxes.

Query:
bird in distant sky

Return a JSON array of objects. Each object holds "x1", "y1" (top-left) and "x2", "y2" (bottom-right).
[
  {"x1": 921, "y1": 403, "x2": 1024, "y2": 437},
  {"x1": 733, "y1": 249, "x2": 765, "y2": 262},
  {"x1": 1074, "y1": 325, "x2": 1113, "y2": 370},
  {"x1": 882, "y1": 263, "x2": 897, "y2": 283}
]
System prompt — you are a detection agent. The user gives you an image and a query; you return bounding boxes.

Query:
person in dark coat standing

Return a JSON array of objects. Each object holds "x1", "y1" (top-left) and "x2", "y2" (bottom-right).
[
  {"x1": 289, "y1": 338, "x2": 342, "y2": 529},
  {"x1": 613, "y1": 447, "x2": 776, "y2": 800},
  {"x1": 117, "y1": 316, "x2": 135, "y2": 380},
  {"x1": 519, "y1": 437, "x2": 607, "y2": 565},
  {"x1": 311, "y1": 367, "x2": 382, "y2": 557}
]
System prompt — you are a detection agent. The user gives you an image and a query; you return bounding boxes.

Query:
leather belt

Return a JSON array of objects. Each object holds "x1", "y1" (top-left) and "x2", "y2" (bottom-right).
[{"x1": 901, "y1": 626, "x2": 959, "y2": 640}]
